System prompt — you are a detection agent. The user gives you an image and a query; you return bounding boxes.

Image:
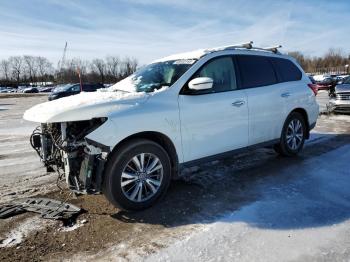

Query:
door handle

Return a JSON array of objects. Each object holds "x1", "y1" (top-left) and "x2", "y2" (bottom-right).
[
  {"x1": 232, "y1": 100, "x2": 245, "y2": 107},
  {"x1": 281, "y1": 92, "x2": 291, "y2": 98}
]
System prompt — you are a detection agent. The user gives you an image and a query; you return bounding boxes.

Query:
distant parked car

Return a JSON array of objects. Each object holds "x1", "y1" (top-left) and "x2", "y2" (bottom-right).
[
  {"x1": 334, "y1": 75, "x2": 349, "y2": 84},
  {"x1": 0, "y1": 87, "x2": 9, "y2": 93},
  {"x1": 17, "y1": 86, "x2": 28, "y2": 93},
  {"x1": 309, "y1": 76, "x2": 330, "y2": 91},
  {"x1": 23, "y1": 87, "x2": 39, "y2": 93},
  {"x1": 48, "y1": 83, "x2": 104, "y2": 101},
  {"x1": 329, "y1": 76, "x2": 350, "y2": 113},
  {"x1": 315, "y1": 77, "x2": 336, "y2": 91},
  {"x1": 39, "y1": 86, "x2": 53, "y2": 93}
]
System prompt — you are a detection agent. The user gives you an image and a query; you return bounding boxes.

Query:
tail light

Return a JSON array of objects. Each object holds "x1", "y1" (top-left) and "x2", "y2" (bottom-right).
[{"x1": 308, "y1": 83, "x2": 318, "y2": 96}]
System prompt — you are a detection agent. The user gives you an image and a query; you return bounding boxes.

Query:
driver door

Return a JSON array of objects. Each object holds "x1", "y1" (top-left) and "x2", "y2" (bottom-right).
[{"x1": 178, "y1": 56, "x2": 249, "y2": 162}]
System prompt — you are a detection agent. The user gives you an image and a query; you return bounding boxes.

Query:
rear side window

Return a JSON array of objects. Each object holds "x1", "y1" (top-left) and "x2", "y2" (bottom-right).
[
  {"x1": 270, "y1": 58, "x2": 302, "y2": 82},
  {"x1": 236, "y1": 55, "x2": 277, "y2": 89}
]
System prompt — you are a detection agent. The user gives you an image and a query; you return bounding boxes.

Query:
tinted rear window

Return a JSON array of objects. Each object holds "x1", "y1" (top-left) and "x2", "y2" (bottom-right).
[
  {"x1": 236, "y1": 55, "x2": 277, "y2": 89},
  {"x1": 270, "y1": 58, "x2": 302, "y2": 82}
]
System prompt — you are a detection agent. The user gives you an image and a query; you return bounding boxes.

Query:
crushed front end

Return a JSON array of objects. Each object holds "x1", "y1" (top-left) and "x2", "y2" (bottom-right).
[{"x1": 30, "y1": 118, "x2": 110, "y2": 194}]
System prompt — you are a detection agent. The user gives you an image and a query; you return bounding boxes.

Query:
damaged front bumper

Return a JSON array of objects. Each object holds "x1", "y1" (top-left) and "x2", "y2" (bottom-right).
[{"x1": 30, "y1": 118, "x2": 110, "y2": 194}]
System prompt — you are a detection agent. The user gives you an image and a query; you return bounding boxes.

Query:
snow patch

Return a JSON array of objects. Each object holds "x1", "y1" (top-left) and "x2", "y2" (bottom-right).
[
  {"x1": 153, "y1": 49, "x2": 207, "y2": 63},
  {"x1": 145, "y1": 144, "x2": 350, "y2": 261},
  {"x1": 0, "y1": 217, "x2": 54, "y2": 248},
  {"x1": 23, "y1": 91, "x2": 147, "y2": 123},
  {"x1": 59, "y1": 220, "x2": 87, "y2": 232}
]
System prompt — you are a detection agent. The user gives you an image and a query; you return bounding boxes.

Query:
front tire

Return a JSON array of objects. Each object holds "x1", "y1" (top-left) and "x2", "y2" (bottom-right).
[
  {"x1": 274, "y1": 112, "x2": 307, "y2": 156},
  {"x1": 103, "y1": 139, "x2": 172, "y2": 210}
]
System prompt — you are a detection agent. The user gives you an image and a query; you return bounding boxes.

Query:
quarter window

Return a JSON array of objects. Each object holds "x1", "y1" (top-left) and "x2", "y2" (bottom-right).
[
  {"x1": 270, "y1": 58, "x2": 302, "y2": 82},
  {"x1": 236, "y1": 55, "x2": 277, "y2": 89}
]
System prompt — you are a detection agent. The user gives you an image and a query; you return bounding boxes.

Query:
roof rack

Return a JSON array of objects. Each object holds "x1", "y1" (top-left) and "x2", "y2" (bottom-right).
[
  {"x1": 207, "y1": 41, "x2": 282, "y2": 54},
  {"x1": 205, "y1": 41, "x2": 253, "y2": 54},
  {"x1": 222, "y1": 41, "x2": 254, "y2": 50},
  {"x1": 251, "y1": 45, "x2": 282, "y2": 54}
]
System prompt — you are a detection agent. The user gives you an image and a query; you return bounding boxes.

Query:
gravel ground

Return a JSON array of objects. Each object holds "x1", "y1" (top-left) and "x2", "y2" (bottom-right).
[{"x1": 0, "y1": 94, "x2": 349, "y2": 262}]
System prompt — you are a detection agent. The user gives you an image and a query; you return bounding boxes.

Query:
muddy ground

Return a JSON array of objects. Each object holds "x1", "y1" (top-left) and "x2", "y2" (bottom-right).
[{"x1": 0, "y1": 93, "x2": 350, "y2": 261}]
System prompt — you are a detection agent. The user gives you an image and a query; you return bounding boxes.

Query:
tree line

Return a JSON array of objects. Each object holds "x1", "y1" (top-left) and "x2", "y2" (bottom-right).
[
  {"x1": 288, "y1": 48, "x2": 350, "y2": 75},
  {"x1": 1, "y1": 48, "x2": 349, "y2": 87},
  {"x1": 0, "y1": 55, "x2": 138, "y2": 87}
]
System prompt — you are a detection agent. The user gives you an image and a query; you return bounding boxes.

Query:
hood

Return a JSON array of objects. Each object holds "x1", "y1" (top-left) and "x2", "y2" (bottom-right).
[
  {"x1": 335, "y1": 84, "x2": 350, "y2": 93},
  {"x1": 23, "y1": 91, "x2": 149, "y2": 123}
]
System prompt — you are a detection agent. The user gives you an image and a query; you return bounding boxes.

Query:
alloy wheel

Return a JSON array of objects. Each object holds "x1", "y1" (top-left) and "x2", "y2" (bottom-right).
[
  {"x1": 120, "y1": 153, "x2": 163, "y2": 202},
  {"x1": 286, "y1": 119, "x2": 304, "y2": 150}
]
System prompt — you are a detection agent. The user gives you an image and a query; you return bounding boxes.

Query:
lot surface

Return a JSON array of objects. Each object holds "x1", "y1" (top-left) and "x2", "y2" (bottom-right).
[{"x1": 0, "y1": 93, "x2": 350, "y2": 261}]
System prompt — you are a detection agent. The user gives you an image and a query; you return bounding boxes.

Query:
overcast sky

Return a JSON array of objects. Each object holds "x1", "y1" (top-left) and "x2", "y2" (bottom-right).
[{"x1": 0, "y1": 0, "x2": 349, "y2": 64}]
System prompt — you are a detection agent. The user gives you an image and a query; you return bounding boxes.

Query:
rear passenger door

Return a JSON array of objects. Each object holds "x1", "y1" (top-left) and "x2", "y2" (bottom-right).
[
  {"x1": 235, "y1": 55, "x2": 286, "y2": 145},
  {"x1": 270, "y1": 57, "x2": 303, "y2": 120}
]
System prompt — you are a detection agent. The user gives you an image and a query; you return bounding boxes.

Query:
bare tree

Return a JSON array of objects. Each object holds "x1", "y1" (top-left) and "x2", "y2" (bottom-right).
[
  {"x1": 120, "y1": 57, "x2": 138, "y2": 78},
  {"x1": 23, "y1": 55, "x2": 38, "y2": 83},
  {"x1": 106, "y1": 56, "x2": 120, "y2": 81},
  {"x1": 0, "y1": 59, "x2": 11, "y2": 82},
  {"x1": 73, "y1": 58, "x2": 89, "y2": 76},
  {"x1": 36, "y1": 56, "x2": 54, "y2": 82},
  {"x1": 91, "y1": 58, "x2": 107, "y2": 83},
  {"x1": 9, "y1": 56, "x2": 23, "y2": 85}
]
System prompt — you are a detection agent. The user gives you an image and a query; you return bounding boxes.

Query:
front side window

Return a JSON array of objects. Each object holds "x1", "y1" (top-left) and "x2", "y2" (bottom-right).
[
  {"x1": 236, "y1": 55, "x2": 277, "y2": 89},
  {"x1": 70, "y1": 85, "x2": 80, "y2": 92},
  {"x1": 185, "y1": 56, "x2": 237, "y2": 94},
  {"x1": 109, "y1": 59, "x2": 196, "y2": 93}
]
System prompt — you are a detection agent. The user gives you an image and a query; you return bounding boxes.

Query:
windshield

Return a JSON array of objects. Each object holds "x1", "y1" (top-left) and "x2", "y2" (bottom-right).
[
  {"x1": 343, "y1": 76, "x2": 350, "y2": 84},
  {"x1": 109, "y1": 59, "x2": 196, "y2": 93}
]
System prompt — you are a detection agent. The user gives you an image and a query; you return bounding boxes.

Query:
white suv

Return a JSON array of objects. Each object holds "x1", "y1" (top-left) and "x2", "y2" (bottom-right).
[{"x1": 24, "y1": 43, "x2": 319, "y2": 210}]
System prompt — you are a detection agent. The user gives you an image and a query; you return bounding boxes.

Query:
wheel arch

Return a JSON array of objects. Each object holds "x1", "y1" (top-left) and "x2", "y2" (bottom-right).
[{"x1": 108, "y1": 131, "x2": 179, "y2": 178}]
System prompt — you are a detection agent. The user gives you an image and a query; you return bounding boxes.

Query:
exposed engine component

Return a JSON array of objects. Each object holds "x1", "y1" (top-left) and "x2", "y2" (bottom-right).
[{"x1": 30, "y1": 118, "x2": 109, "y2": 194}]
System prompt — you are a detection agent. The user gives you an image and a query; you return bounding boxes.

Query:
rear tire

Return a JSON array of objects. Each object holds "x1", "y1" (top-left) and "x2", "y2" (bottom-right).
[
  {"x1": 274, "y1": 112, "x2": 307, "y2": 157},
  {"x1": 103, "y1": 139, "x2": 172, "y2": 210}
]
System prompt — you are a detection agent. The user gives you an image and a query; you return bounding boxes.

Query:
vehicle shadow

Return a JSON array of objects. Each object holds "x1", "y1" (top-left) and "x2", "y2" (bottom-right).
[{"x1": 112, "y1": 133, "x2": 350, "y2": 231}]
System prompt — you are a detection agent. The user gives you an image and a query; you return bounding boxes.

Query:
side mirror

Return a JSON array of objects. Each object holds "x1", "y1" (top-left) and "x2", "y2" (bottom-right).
[{"x1": 188, "y1": 77, "x2": 213, "y2": 91}]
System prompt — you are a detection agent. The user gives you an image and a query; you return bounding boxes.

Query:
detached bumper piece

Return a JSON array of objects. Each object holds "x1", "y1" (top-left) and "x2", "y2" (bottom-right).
[{"x1": 0, "y1": 198, "x2": 81, "y2": 220}]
